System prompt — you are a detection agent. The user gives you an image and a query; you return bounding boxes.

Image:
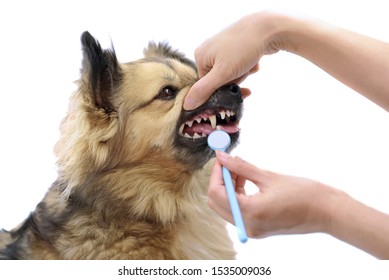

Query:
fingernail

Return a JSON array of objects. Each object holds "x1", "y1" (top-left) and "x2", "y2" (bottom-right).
[{"x1": 183, "y1": 97, "x2": 197, "y2": 111}]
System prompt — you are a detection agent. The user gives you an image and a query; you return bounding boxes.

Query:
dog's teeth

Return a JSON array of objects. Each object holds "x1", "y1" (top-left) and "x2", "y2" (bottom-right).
[
  {"x1": 186, "y1": 120, "x2": 194, "y2": 127},
  {"x1": 193, "y1": 133, "x2": 201, "y2": 139},
  {"x1": 201, "y1": 133, "x2": 207, "y2": 137},
  {"x1": 179, "y1": 124, "x2": 185, "y2": 135},
  {"x1": 184, "y1": 133, "x2": 191, "y2": 138},
  {"x1": 230, "y1": 111, "x2": 236, "y2": 116},
  {"x1": 195, "y1": 118, "x2": 202, "y2": 124},
  {"x1": 219, "y1": 111, "x2": 226, "y2": 120},
  {"x1": 209, "y1": 115, "x2": 217, "y2": 129},
  {"x1": 226, "y1": 110, "x2": 231, "y2": 117}
]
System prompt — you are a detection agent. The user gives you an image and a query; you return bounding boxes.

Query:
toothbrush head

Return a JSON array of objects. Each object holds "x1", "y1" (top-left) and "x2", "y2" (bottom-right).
[{"x1": 207, "y1": 130, "x2": 231, "y2": 152}]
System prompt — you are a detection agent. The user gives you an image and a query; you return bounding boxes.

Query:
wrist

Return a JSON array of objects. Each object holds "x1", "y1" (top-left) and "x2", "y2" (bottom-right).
[
  {"x1": 251, "y1": 10, "x2": 328, "y2": 56},
  {"x1": 321, "y1": 188, "x2": 389, "y2": 258},
  {"x1": 309, "y1": 182, "x2": 346, "y2": 234}
]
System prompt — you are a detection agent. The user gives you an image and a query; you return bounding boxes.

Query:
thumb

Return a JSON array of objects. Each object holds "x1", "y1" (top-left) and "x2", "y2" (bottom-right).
[{"x1": 184, "y1": 67, "x2": 227, "y2": 110}]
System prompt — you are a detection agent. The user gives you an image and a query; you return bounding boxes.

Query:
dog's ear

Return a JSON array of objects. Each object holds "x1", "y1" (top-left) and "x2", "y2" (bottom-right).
[
  {"x1": 144, "y1": 42, "x2": 196, "y2": 69},
  {"x1": 80, "y1": 31, "x2": 121, "y2": 113}
]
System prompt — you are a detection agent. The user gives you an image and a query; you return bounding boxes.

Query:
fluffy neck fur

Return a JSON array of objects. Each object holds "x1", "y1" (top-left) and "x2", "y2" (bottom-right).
[{"x1": 72, "y1": 157, "x2": 199, "y2": 225}]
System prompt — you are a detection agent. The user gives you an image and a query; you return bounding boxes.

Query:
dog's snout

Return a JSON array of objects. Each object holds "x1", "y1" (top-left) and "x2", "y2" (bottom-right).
[
  {"x1": 218, "y1": 84, "x2": 241, "y2": 96},
  {"x1": 213, "y1": 83, "x2": 242, "y2": 104},
  {"x1": 229, "y1": 84, "x2": 241, "y2": 95}
]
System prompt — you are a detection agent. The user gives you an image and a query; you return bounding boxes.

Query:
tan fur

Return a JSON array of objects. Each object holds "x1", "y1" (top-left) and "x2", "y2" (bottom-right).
[{"x1": 0, "y1": 34, "x2": 238, "y2": 260}]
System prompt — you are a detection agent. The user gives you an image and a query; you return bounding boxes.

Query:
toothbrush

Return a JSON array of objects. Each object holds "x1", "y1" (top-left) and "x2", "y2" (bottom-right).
[{"x1": 207, "y1": 130, "x2": 248, "y2": 243}]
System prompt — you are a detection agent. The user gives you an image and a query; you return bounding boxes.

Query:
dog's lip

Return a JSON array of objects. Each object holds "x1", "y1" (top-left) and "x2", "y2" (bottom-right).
[{"x1": 178, "y1": 107, "x2": 240, "y2": 140}]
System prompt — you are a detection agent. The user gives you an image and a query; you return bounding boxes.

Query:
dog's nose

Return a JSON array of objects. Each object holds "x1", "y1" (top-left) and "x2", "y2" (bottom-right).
[
  {"x1": 229, "y1": 84, "x2": 241, "y2": 96},
  {"x1": 206, "y1": 83, "x2": 243, "y2": 106},
  {"x1": 218, "y1": 84, "x2": 241, "y2": 96},
  {"x1": 217, "y1": 84, "x2": 242, "y2": 104}
]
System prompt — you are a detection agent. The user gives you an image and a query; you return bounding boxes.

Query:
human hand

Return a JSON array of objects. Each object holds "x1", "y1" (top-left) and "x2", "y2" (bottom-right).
[
  {"x1": 184, "y1": 11, "x2": 285, "y2": 110},
  {"x1": 208, "y1": 151, "x2": 337, "y2": 238}
]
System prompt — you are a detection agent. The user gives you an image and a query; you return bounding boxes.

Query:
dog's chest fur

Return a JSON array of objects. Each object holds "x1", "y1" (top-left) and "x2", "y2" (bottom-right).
[{"x1": 3, "y1": 162, "x2": 235, "y2": 260}]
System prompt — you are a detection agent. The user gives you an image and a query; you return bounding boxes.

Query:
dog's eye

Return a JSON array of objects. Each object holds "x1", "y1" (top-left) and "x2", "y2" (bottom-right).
[{"x1": 157, "y1": 86, "x2": 178, "y2": 100}]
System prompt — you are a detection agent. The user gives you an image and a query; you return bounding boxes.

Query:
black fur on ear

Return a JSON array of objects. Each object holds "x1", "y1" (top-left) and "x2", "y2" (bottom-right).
[
  {"x1": 80, "y1": 31, "x2": 122, "y2": 113},
  {"x1": 144, "y1": 42, "x2": 196, "y2": 70}
]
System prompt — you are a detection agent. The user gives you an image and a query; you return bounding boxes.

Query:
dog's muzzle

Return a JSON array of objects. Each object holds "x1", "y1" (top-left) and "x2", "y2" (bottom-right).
[{"x1": 176, "y1": 84, "x2": 243, "y2": 150}]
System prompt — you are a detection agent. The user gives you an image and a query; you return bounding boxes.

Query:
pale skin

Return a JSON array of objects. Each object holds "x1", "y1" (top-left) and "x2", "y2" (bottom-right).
[{"x1": 184, "y1": 10, "x2": 389, "y2": 259}]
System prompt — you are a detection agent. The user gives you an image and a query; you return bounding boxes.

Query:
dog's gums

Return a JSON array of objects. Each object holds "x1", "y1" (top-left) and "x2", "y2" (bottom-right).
[{"x1": 178, "y1": 108, "x2": 239, "y2": 139}]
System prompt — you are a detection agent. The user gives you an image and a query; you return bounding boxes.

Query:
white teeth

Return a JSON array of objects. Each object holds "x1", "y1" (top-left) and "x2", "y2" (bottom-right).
[
  {"x1": 181, "y1": 132, "x2": 207, "y2": 139},
  {"x1": 185, "y1": 120, "x2": 194, "y2": 127},
  {"x1": 179, "y1": 109, "x2": 237, "y2": 138},
  {"x1": 193, "y1": 133, "x2": 201, "y2": 139},
  {"x1": 209, "y1": 115, "x2": 217, "y2": 129},
  {"x1": 179, "y1": 124, "x2": 185, "y2": 135}
]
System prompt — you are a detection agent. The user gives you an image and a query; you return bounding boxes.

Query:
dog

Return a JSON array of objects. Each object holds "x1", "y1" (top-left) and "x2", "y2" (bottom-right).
[{"x1": 0, "y1": 31, "x2": 243, "y2": 259}]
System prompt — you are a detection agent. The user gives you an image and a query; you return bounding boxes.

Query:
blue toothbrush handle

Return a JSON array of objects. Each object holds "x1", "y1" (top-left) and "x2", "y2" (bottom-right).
[{"x1": 222, "y1": 166, "x2": 248, "y2": 243}]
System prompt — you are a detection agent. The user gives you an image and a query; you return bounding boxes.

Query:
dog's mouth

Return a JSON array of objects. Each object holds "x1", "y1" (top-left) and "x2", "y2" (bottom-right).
[
  {"x1": 178, "y1": 108, "x2": 239, "y2": 140},
  {"x1": 175, "y1": 84, "x2": 243, "y2": 154}
]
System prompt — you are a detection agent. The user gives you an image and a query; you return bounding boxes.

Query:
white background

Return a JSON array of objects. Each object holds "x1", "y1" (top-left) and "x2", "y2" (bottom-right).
[{"x1": 0, "y1": 0, "x2": 388, "y2": 262}]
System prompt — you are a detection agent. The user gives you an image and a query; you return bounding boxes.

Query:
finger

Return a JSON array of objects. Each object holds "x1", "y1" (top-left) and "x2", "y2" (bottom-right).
[
  {"x1": 208, "y1": 196, "x2": 234, "y2": 224},
  {"x1": 240, "y1": 88, "x2": 251, "y2": 99},
  {"x1": 250, "y1": 63, "x2": 260, "y2": 74},
  {"x1": 184, "y1": 66, "x2": 229, "y2": 110},
  {"x1": 208, "y1": 160, "x2": 235, "y2": 223},
  {"x1": 235, "y1": 176, "x2": 247, "y2": 195},
  {"x1": 216, "y1": 151, "x2": 268, "y2": 187},
  {"x1": 209, "y1": 156, "x2": 224, "y2": 188}
]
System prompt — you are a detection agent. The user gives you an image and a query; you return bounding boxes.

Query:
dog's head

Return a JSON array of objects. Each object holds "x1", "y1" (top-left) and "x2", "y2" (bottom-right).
[{"x1": 55, "y1": 31, "x2": 243, "y2": 192}]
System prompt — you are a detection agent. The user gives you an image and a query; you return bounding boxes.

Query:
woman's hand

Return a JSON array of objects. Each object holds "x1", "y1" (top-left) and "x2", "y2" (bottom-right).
[{"x1": 208, "y1": 151, "x2": 335, "y2": 238}]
